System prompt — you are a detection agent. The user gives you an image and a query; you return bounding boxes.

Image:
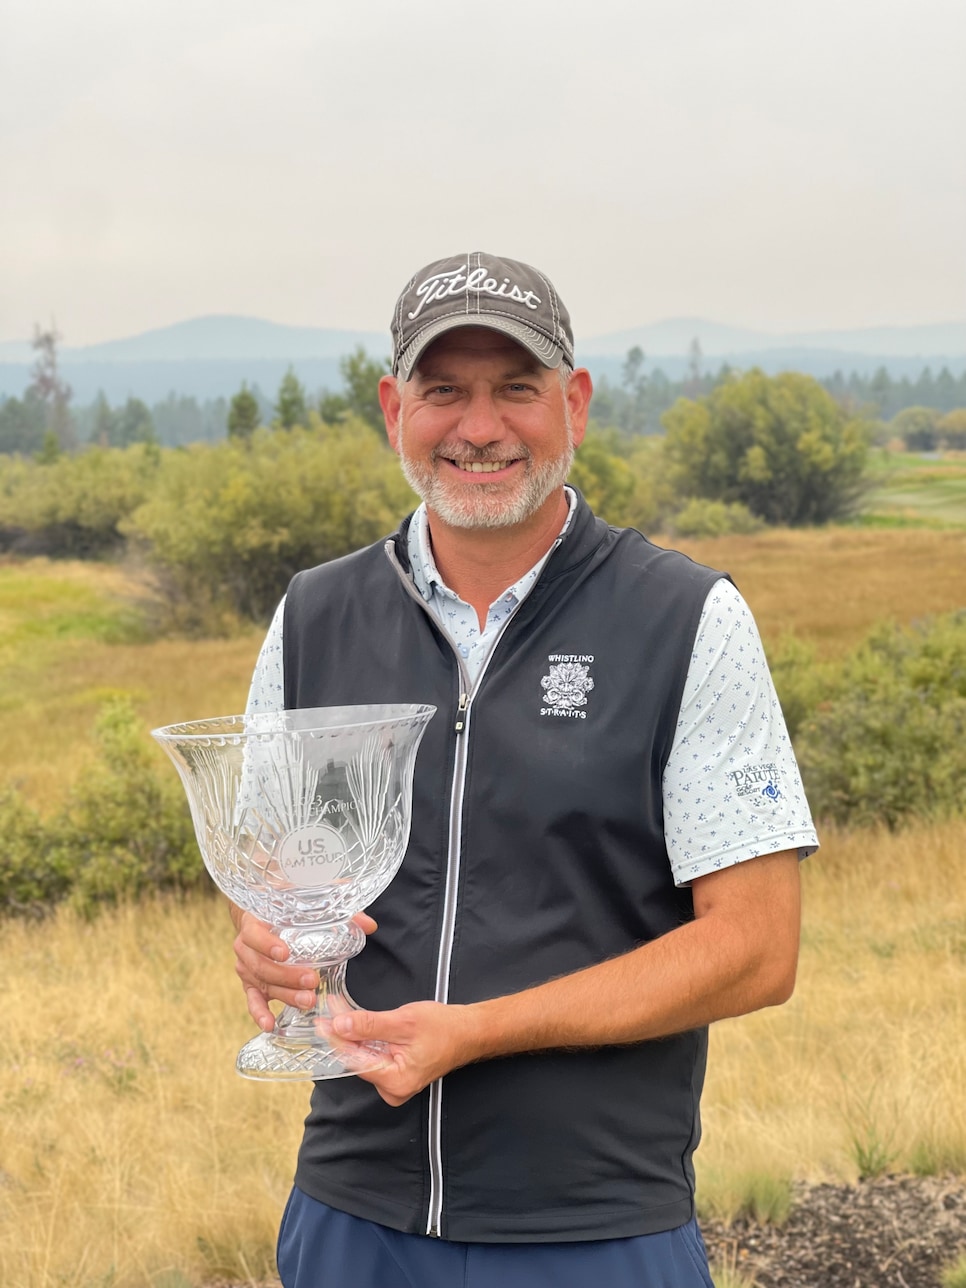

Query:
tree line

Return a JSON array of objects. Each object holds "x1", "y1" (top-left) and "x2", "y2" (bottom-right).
[
  {"x1": 2, "y1": 327, "x2": 964, "y2": 453},
  {"x1": 0, "y1": 331, "x2": 386, "y2": 455},
  {"x1": 1, "y1": 330, "x2": 963, "y2": 635}
]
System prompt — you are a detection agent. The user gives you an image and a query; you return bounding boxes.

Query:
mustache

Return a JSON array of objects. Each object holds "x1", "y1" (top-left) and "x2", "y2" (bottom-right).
[{"x1": 432, "y1": 444, "x2": 531, "y2": 465}]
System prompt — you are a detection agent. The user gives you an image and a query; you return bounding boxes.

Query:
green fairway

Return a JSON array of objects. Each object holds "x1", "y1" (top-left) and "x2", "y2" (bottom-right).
[{"x1": 862, "y1": 453, "x2": 966, "y2": 526}]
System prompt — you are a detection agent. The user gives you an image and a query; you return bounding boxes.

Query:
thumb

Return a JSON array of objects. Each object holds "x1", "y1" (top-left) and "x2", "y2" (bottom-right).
[{"x1": 331, "y1": 1010, "x2": 380, "y2": 1040}]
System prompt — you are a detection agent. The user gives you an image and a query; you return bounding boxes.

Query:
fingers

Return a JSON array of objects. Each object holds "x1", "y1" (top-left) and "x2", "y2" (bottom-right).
[
  {"x1": 324, "y1": 1002, "x2": 469, "y2": 1107},
  {"x1": 243, "y1": 984, "x2": 278, "y2": 1033},
  {"x1": 231, "y1": 910, "x2": 380, "y2": 1035},
  {"x1": 233, "y1": 911, "x2": 320, "y2": 1030},
  {"x1": 236, "y1": 912, "x2": 289, "y2": 962}
]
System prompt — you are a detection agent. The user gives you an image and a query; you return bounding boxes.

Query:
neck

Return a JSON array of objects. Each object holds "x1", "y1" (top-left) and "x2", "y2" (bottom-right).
[{"x1": 425, "y1": 489, "x2": 569, "y2": 628}]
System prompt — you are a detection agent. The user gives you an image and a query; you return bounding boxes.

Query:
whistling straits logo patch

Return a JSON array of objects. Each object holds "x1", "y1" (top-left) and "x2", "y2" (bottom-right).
[
  {"x1": 730, "y1": 763, "x2": 783, "y2": 805},
  {"x1": 540, "y1": 655, "x2": 595, "y2": 720}
]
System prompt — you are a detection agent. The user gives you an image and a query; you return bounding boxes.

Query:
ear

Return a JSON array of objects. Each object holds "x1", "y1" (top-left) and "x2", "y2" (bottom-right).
[
  {"x1": 379, "y1": 374, "x2": 402, "y2": 452},
  {"x1": 565, "y1": 367, "x2": 593, "y2": 450}
]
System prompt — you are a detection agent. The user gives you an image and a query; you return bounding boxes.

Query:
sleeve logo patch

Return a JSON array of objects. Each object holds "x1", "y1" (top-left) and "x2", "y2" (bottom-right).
[
  {"x1": 541, "y1": 657, "x2": 595, "y2": 720},
  {"x1": 730, "y1": 763, "x2": 783, "y2": 802}
]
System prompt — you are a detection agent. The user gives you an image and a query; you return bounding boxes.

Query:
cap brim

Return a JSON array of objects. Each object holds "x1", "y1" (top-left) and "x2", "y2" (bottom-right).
[{"x1": 396, "y1": 315, "x2": 564, "y2": 380}]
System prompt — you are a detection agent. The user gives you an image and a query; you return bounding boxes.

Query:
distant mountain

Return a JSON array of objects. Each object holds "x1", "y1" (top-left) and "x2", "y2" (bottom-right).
[
  {"x1": 0, "y1": 314, "x2": 963, "y2": 403},
  {"x1": 581, "y1": 349, "x2": 966, "y2": 387},
  {"x1": 63, "y1": 315, "x2": 390, "y2": 364},
  {"x1": 581, "y1": 318, "x2": 966, "y2": 359}
]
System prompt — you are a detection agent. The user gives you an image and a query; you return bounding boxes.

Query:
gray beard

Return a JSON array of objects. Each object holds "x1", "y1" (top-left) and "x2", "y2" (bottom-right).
[{"x1": 398, "y1": 429, "x2": 575, "y2": 531}]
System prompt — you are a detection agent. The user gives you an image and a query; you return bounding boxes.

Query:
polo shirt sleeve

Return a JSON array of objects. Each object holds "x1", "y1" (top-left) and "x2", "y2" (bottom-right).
[
  {"x1": 245, "y1": 595, "x2": 287, "y2": 715},
  {"x1": 662, "y1": 579, "x2": 819, "y2": 887}
]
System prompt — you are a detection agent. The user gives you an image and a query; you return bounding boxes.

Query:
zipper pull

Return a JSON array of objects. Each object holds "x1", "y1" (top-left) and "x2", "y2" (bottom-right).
[{"x1": 454, "y1": 692, "x2": 468, "y2": 734}]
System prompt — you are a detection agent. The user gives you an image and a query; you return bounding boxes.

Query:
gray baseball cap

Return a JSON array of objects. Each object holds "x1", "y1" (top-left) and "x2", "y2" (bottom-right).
[{"x1": 390, "y1": 251, "x2": 575, "y2": 380}]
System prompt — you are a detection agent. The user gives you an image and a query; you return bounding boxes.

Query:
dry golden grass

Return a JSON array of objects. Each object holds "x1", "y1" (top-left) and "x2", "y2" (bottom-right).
[
  {"x1": 699, "y1": 816, "x2": 966, "y2": 1218},
  {"x1": 671, "y1": 526, "x2": 966, "y2": 659},
  {"x1": 0, "y1": 896, "x2": 307, "y2": 1288},
  {"x1": 0, "y1": 558, "x2": 264, "y2": 808},
  {"x1": 2, "y1": 819, "x2": 962, "y2": 1284}
]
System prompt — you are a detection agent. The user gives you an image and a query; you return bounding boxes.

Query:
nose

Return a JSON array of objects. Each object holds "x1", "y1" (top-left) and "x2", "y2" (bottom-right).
[{"x1": 456, "y1": 391, "x2": 507, "y2": 446}]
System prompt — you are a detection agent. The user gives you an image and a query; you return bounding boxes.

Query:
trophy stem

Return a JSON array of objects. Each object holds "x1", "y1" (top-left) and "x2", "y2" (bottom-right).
[{"x1": 235, "y1": 919, "x2": 391, "y2": 1081}]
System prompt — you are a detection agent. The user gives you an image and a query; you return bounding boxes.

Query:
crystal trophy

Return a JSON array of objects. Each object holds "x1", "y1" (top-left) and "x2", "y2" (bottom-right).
[{"x1": 153, "y1": 704, "x2": 435, "y2": 1081}]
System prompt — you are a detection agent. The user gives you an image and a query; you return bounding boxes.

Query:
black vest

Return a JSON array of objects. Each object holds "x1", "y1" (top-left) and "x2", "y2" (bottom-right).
[{"x1": 283, "y1": 495, "x2": 725, "y2": 1242}]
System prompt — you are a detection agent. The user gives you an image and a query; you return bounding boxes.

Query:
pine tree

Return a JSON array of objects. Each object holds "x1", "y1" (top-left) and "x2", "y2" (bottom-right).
[
  {"x1": 228, "y1": 384, "x2": 260, "y2": 440},
  {"x1": 274, "y1": 368, "x2": 308, "y2": 430}
]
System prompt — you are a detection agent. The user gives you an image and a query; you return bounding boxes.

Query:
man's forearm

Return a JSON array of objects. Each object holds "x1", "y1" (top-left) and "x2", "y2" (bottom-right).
[
  {"x1": 338, "y1": 850, "x2": 801, "y2": 1106},
  {"x1": 463, "y1": 849, "x2": 800, "y2": 1060},
  {"x1": 464, "y1": 900, "x2": 791, "y2": 1061}
]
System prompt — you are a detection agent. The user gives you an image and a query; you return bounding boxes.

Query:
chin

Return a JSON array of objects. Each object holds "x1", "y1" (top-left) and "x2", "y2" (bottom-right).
[{"x1": 402, "y1": 458, "x2": 572, "y2": 532}]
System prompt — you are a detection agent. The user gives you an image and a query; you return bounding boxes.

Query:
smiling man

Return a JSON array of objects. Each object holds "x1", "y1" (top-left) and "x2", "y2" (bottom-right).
[
  {"x1": 387, "y1": 327, "x2": 585, "y2": 533},
  {"x1": 233, "y1": 252, "x2": 818, "y2": 1288}
]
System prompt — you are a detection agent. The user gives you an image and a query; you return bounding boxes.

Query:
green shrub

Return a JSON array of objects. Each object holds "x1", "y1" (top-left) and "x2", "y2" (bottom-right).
[
  {"x1": 0, "y1": 443, "x2": 160, "y2": 556},
  {"x1": 666, "y1": 497, "x2": 765, "y2": 539},
  {"x1": 796, "y1": 613, "x2": 966, "y2": 828},
  {"x1": 56, "y1": 698, "x2": 202, "y2": 915},
  {"x1": 766, "y1": 635, "x2": 837, "y2": 742},
  {"x1": 124, "y1": 417, "x2": 415, "y2": 629},
  {"x1": 0, "y1": 699, "x2": 204, "y2": 920},
  {"x1": 568, "y1": 428, "x2": 639, "y2": 526},
  {"x1": 0, "y1": 792, "x2": 72, "y2": 918},
  {"x1": 661, "y1": 369, "x2": 871, "y2": 525},
  {"x1": 938, "y1": 408, "x2": 966, "y2": 452},
  {"x1": 891, "y1": 405, "x2": 940, "y2": 452}
]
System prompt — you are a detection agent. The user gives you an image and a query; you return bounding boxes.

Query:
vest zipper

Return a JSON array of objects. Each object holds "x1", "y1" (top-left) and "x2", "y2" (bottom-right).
[
  {"x1": 384, "y1": 539, "x2": 518, "y2": 1239},
  {"x1": 455, "y1": 691, "x2": 469, "y2": 733}
]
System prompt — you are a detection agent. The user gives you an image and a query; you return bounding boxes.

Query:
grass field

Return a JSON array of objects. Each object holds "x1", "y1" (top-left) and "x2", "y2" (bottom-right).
[
  {"x1": 0, "y1": 558, "x2": 264, "y2": 809},
  {"x1": 1, "y1": 512, "x2": 965, "y2": 1285},
  {"x1": 862, "y1": 451, "x2": 966, "y2": 527},
  {"x1": 1, "y1": 817, "x2": 963, "y2": 1287}
]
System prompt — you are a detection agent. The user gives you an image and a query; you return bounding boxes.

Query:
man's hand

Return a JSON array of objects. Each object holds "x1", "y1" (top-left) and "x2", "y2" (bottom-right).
[
  {"x1": 328, "y1": 1002, "x2": 480, "y2": 1107},
  {"x1": 230, "y1": 904, "x2": 377, "y2": 1032}
]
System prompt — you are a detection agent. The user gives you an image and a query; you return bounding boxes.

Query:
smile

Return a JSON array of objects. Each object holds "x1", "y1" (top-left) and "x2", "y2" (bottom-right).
[{"x1": 450, "y1": 459, "x2": 519, "y2": 473}]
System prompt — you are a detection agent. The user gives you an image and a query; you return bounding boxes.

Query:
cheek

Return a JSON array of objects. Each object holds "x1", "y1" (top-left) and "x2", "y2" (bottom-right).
[{"x1": 397, "y1": 419, "x2": 437, "y2": 464}]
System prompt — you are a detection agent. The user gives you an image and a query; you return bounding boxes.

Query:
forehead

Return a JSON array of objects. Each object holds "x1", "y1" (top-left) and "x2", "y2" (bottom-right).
[{"x1": 413, "y1": 327, "x2": 544, "y2": 378}]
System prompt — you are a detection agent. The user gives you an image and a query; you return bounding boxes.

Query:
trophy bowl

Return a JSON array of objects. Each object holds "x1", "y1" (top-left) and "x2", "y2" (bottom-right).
[{"x1": 152, "y1": 703, "x2": 435, "y2": 1081}]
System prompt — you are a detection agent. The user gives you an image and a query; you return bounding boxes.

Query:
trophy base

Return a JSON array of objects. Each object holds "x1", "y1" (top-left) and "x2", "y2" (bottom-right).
[{"x1": 235, "y1": 1031, "x2": 392, "y2": 1082}]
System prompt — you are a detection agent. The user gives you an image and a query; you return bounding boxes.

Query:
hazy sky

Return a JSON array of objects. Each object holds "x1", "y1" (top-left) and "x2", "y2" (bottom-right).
[{"x1": 2, "y1": 0, "x2": 964, "y2": 346}]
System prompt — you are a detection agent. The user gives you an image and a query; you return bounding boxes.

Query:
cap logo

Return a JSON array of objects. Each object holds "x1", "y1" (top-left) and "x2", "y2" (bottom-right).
[{"x1": 408, "y1": 266, "x2": 542, "y2": 321}]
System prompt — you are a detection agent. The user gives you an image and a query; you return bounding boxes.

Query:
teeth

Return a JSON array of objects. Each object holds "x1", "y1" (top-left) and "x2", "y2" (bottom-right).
[{"x1": 454, "y1": 460, "x2": 512, "y2": 473}]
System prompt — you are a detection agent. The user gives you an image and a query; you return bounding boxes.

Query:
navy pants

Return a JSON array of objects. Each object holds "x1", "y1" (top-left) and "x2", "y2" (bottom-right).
[{"x1": 277, "y1": 1186, "x2": 715, "y2": 1288}]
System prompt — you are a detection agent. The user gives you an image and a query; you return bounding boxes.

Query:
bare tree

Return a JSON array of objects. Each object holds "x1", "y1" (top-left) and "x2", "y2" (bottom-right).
[
  {"x1": 685, "y1": 337, "x2": 704, "y2": 397},
  {"x1": 29, "y1": 322, "x2": 75, "y2": 450}
]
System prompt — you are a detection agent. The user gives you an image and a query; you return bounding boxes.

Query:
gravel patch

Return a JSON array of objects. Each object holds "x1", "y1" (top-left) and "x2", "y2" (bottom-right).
[{"x1": 702, "y1": 1174, "x2": 966, "y2": 1287}]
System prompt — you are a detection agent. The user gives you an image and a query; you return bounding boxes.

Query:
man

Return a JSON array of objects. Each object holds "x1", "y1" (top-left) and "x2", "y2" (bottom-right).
[{"x1": 233, "y1": 251, "x2": 818, "y2": 1288}]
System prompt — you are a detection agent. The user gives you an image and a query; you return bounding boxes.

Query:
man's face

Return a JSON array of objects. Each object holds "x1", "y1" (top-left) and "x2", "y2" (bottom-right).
[{"x1": 381, "y1": 329, "x2": 587, "y2": 531}]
